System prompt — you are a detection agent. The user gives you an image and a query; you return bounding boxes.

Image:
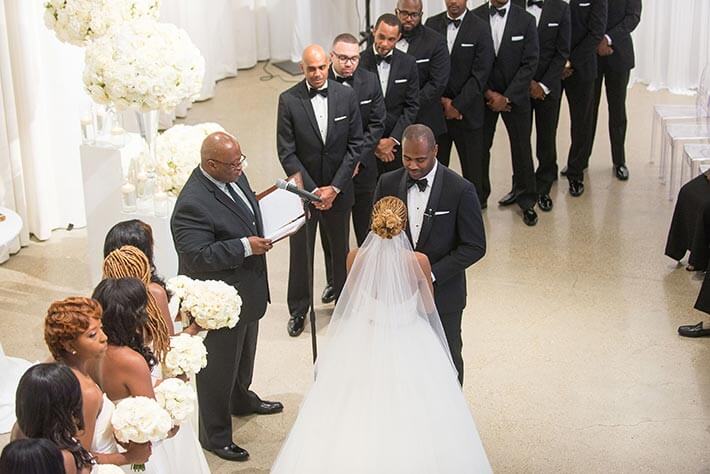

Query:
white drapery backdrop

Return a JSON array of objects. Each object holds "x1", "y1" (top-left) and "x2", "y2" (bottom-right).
[{"x1": 0, "y1": 0, "x2": 709, "y2": 249}]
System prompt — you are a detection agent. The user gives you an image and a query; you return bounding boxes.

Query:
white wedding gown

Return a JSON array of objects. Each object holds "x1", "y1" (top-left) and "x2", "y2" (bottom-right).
[
  {"x1": 0, "y1": 343, "x2": 33, "y2": 434},
  {"x1": 272, "y1": 232, "x2": 492, "y2": 473}
]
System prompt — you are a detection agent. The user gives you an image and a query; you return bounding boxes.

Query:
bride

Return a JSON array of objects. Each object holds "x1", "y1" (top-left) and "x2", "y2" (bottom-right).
[{"x1": 272, "y1": 197, "x2": 492, "y2": 473}]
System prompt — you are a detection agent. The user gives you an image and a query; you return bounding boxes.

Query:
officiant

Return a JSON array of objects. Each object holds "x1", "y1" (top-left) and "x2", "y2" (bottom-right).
[{"x1": 171, "y1": 131, "x2": 283, "y2": 462}]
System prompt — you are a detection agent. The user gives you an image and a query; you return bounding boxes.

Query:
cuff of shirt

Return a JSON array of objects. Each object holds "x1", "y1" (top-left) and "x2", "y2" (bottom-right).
[
  {"x1": 431, "y1": 272, "x2": 436, "y2": 283},
  {"x1": 391, "y1": 137, "x2": 401, "y2": 146},
  {"x1": 332, "y1": 185, "x2": 341, "y2": 194},
  {"x1": 539, "y1": 82, "x2": 551, "y2": 95},
  {"x1": 605, "y1": 34, "x2": 612, "y2": 45},
  {"x1": 241, "y1": 237, "x2": 253, "y2": 258}
]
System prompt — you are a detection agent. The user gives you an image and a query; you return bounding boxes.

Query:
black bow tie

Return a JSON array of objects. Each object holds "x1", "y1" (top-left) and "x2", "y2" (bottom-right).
[
  {"x1": 308, "y1": 87, "x2": 328, "y2": 99},
  {"x1": 335, "y1": 75, "x2": 354, "y2": 86},
  {"x1": 446, "y1": 17, "x2": 462, "y2": 28},
  {"x1": 527, "y1": 0, "x2": 544, "y2": 7},
  {"x1": 489, "y1": 6, "x2": 506, "y2": 17},
  {"x1": 406, "y1": 176, "x2": 428, "y2": 192},
  {"x1": 376, "y1": 54, "x2": 392, "y2": 65}
]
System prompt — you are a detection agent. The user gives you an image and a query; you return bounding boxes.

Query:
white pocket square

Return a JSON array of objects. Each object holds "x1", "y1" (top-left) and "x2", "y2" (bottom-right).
[
  {"x1": 394, "y1": 78, "x2": 408, "y2": 84},
  {"x1": 334, "y1": 115, "x2": 347, "y2": 122},
  {"x1": 579, "y1": 2, "x2": 591, "y2": 6},
  {"x1": 512, "y1": 35, "x2": 524, "y2": 42},
  {"x1": 359, "y1": 99, "x2": 372, "y2": 105},
  {"x1": 434, "y1": 211, "x2": 450, "y2": 216},
  {"x1": 460, "y1": 43, "x2": 475, "y2": 48},
  {"x1": 416, "y1": 58, "x2": 430, "y2": 63},
  {"x1": 548, "y1": 22, "x2": 559, "y2": 27}
]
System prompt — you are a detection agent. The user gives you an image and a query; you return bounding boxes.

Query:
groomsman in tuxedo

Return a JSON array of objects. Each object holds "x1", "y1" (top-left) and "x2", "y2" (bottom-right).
[
  {"x1": 374, "y1": 124, "x2": 486, "y2": 385},
  {"x1": 513, "y1": 0, "x2": 571, "y2": 211},
  {"x1": 319, "y1": 33, "x2": 386, "y2": 305},
  {"x1": 426, "y1": 0, "x2": 495, "y2": 207},
  {"x1": 171, "y1": 132, "x2": 282, "y2": 461},
  {"x1": 277, "y1": 45, "x2": 363, "y2": 337},
  {"x1": 587, "y1": 0, "x2": 642, "y2": 181},
  {"x1": 360, "y1": 13, "x2": 420, "y2": 174},
  {"x1": 474, "y1": 0, "x2": 540, "y2": 226},
  {"x1": 394, "y1": 0, "x2": 450, "y2": 140},
  {"x1": 560, "y1": 0, "x2": 607, "y2": 197}
]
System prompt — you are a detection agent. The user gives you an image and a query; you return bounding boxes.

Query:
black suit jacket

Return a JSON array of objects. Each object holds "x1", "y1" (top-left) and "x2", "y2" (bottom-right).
[
  {"x1": 568, "y1": 0, "x2": 608, "y2": 81},
  {"x1": 328, "y1": 67, "x2": 386, "y2": 172},
  {"x1": 474, "y1": 3, "x2": 540, "y2": 108},
  {"x1": 601, "y1": 0, "x2": 641, "y2": 72},
  {"x1": 276, "y1": 79, "x2": 363, "y2": 210},
  {"x1": 513, "y1": 0, "x2": 571, "y2": 99},
  {"x1": 171, "y1": 168, "x2": 269, "y2": 324},
  {"x1": 359, "y1": 47, "x2": 420, "y2": 143},
  {"x1": 426, "y1": 10, "x2": 495, "y2": 130},
  {"x1": 374, "y1": 165, "x2": 486, "y2": 314},
  {"x1": 400, "y1": 24, "x2": 451, "y2": 137}
]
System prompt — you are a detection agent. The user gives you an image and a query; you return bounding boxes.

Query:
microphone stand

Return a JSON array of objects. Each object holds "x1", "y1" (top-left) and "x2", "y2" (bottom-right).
[{"x1": 302, "y1": 199, "x2": 319, "y2": 363}]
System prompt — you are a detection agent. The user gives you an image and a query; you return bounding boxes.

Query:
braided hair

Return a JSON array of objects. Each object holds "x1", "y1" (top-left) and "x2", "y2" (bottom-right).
[{"x1": 371, "y1": 196, "x2": 408, "y2": 239}]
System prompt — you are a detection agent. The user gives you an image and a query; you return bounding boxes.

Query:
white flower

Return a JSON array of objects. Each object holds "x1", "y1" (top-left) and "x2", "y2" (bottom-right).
[
  {"x1": 168, "y1": 275, "x2": 242, "y2": 330},
  {"x1": 156, "y1": 123, "x2": 225, "y2": 197},
  {"x1": 83, "y1": 18, "x2": 205, "y2": 112},
  {"x1": 93, "y1": 465, "x2": 125, "y2": 474},
  {"x1": 111, "y1": 396, "x2": 172, "y2": 444},
  {"x1": 166, "y1": 275, "x2": 195, "y2": 301},
  {"x1": 164, "y1": 333, "x2": 208, "y2": 377},
  {"x1": 44, "y1": 0, "x2": 160, "y2": 47},
  {"x1": 154, "y1": 378, "x2": 197, "y2": 425}
]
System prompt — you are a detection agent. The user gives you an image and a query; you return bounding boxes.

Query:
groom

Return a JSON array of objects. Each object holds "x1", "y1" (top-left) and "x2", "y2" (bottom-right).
[{"x1": 374, "y1": 124, "x2": 486, "y2": 384}]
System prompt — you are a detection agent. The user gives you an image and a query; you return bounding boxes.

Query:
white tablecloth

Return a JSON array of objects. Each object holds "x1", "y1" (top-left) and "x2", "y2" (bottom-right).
[{"x1": 0, "y1": 207, "x2": 22, "y2": 264}]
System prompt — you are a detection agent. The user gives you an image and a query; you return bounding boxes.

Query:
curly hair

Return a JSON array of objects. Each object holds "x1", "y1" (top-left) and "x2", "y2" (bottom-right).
[
  {"x1": 102, "y1": 245, "x2": 170, "y2": 362},
  {"x1": 44, "y1": 297, "x2": 102, "y2": 361},
  {"x1": 371, "y1": 196, "x2": 408, "y2": 239}
]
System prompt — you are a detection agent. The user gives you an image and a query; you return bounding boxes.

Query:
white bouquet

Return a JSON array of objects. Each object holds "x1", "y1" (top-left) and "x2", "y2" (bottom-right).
[
  {"x1": 154, "y1": 378, "x2": 197, "y2": 425},
  {"x1": 163, "y1": 333, "x2": 208, "y2": 377},
  {"x1": 44, "y1": 0, "x2": 160, "y2": 47},
  {"x1": 111, "y1": 396, "x2": 172, "y2": 471},
  {"x1": 167, "y1": 276, "x2": 242, "y2": 330},
  {"x1": 156, "y1": 123, "x2": 225, "y2": 197},
  {"x1": 83, "y1": 18, "x2": 205, "y2": 112},
  {"x1": 93, "y1": 465, "x2": 125, "y2": 474}
]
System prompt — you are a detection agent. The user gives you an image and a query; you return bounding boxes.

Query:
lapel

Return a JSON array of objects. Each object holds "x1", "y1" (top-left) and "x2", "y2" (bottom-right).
[
  {"x1": 496, "y1": 6, "x2": 518, "y2": 59},
  {"x1": 298, "y1": 82, "x2": 324, "y2": 145},
  {"x1": 451, "y1": 10, "x2": 473, "y2": 59},
  {"x1": 325, "y1": 80, "x2": 336, "y2": 146},
  {"x1": 538, "y1": 2, "x2": 552, "y2": 32},
  {"x1": 396, "y1": 171, "x2": 414, "y2": 246},
  {"x1": 384, "y1": 50, "x2": 400, "y2": 98},
  {"x1": 195, "y1": 169, "x2": 257, "y2": 234},
  {"x1": 415, "y1": 164, "x2": 445, "y2": 251}
]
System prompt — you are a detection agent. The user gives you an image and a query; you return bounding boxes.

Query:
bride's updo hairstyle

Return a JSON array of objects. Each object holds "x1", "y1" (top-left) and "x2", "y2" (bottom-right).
[{"x1": 371, "y1": 196, "x2": 407, "y2": 239}]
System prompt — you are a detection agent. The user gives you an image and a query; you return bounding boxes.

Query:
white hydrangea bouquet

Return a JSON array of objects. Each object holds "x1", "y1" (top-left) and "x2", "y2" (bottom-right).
[
  {"x1": 83, "y1": 18, "x2": 204, "y2": 112},
  {"x1": 163, "y1": 333, "x2": 208, "y2": 377},
  {"x1": 154, "y1": 378, "x2": 197, "y2": 425},
  {"x1": 111, "y1": 396, "x2": 172, "y2": 471},
  {"x1": 156, "y1": 123, "x2": 225, "y2": 197},
  {"x1": 167, "y1": 276, "x2": 242, "y2": 330},
  {"x1": 44, "y1": 0, "x2": 160, "y2": 46}
]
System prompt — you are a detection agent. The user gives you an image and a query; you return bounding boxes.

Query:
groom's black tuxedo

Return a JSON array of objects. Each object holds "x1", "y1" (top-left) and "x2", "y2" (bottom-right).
[
  {"x1": 374, "y1": 164, "x2": 486, "y2": 383},
  {"x1": 171, "y1": 167, "x2": 269, "y2": 450}
]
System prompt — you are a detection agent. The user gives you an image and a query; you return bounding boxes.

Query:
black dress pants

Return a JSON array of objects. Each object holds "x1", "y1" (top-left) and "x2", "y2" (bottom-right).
[
  {"x1": 437, "y1": 122, "x2": 486, "y2": 204},
  {"x1": 563, "y1": 75, "x2": 597, "y2": 181},
  {"x1": 439, "y1": 310, "x2": 464, "y2": 386},
  {"x1": 531, "y1": 93, "x2": 563, "y2": 195},
  {"x1": 588, "y1": 66, "x2": 631, "y2": 167}
]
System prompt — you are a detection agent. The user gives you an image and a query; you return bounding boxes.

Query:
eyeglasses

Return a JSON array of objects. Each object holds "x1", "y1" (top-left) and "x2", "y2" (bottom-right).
[
  {"x1": 209, "y1": 154, "x2": 247, "y2": 169},
  {"x1": 395, "y1": 9, "x2": 423, "y2": 19},
  {"x1": 333, "y1": 53, "x2": 360, "y2": 64}
]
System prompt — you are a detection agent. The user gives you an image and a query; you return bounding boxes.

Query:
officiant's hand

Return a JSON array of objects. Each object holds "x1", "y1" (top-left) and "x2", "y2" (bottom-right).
[{"x1": 248, "y1": 236, "x2": 273, "y2": 255}]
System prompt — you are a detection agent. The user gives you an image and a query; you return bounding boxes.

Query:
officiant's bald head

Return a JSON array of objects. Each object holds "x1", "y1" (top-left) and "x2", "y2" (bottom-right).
[{"x1": 201, "y1": 131, "x2": 245, "y2": 183}]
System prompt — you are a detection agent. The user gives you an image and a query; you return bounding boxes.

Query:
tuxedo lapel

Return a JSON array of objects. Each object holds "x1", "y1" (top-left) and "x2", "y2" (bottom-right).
[
  {"x1": 385, "y1": 54, "x2": 400, "y2": 97},
  {"x1": 415, "y1": 165, "x2": 444, "y2": 251},
  {"x1": 538, "y1": 2, "x2": 552, "y2": 32},
  {"x1": 299, "y1": 83, "x2": 324, "y2": 144},
  {"x1": 396, "y1": 170, "x2": 414, "y2": 246},
  {"x1": 325, "y1": 81, "x2": 336, "y2": 146},
  {"x1": 497, "y1": 7, "x2": 518, "y2": 58}
]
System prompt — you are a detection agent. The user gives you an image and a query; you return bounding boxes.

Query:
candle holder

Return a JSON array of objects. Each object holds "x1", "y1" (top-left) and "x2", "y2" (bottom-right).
[{"x1": 121, "y1": 182, "x2": 137, "y2": 213}]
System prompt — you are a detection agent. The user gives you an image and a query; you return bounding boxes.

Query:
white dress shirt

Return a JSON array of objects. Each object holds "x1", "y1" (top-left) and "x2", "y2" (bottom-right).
[
  {"x1": 374, "y1": 44, "x2": 393, "y2": 97},
  {"x1": 199, "y1": 166, "x2": 255, "y2": 257},
  {"x1": 446, "y1": 10, "x2": 466, "y2": 53},
  {"x1": 407, "y1": 160, "x2": 438, "y2": 248},
  {"x1": 306, "y1": 82, "x2": 328, "y2": 142},
  {"x1": 489, "y1": 4, "x2": 511, "y2": 55}
]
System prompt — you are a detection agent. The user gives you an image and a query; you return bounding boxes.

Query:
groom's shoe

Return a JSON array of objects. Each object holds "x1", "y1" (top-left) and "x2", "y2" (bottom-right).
[
  {"x1": 288, "y1": 314, "x2": 305, "y2": 337},
  {"x1": 208, "y1": 443, "x2": 249, "y2": 462},
  {"x1": 233, "y1": 400, "x2": 284, "y2": 417},
  {"x1": 321, "y1": 285, "x2": 336, "y2": 304}
]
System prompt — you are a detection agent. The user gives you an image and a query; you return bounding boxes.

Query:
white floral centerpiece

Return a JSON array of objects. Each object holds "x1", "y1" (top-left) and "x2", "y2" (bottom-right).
[
  {"x1": 111, "y1": 396, "x2": 172, "y2": 471},
  {"x1": 163, "y1": 333, "x2": 208, "y2": 377},
  {"x1": 83, "y1": 17, "x2": 205, "y2": 112},
  {"x1": 154, "y1": 378, "x2": 197, "y2": 425},
  {"x1": 167, "y1": 276, "x2": 242, "y2": 330},
  {"x1": 156, "y1": 123, "x2": 225, "y2": 197},
  {"x1": 44, "y1": 0, "x2": 160, "y2": 46}
]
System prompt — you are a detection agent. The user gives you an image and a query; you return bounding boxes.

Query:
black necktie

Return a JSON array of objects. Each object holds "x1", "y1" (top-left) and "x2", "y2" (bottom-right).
[
  {"x1": 226, "y1": 183, "x2": 254, "y2": 217},
  {"x1": 406, "y1": 176, "x2": 428, "y2": 192},
  {"x1": 335, "y1": 75, "x2": 354, "y2": 86},
  {"x1": 489, "y1": 6, "x2": 506, "y2": 17},
  {"x1": 376, "y1": 54, "x2": 392, "y2": 65},
  {"x1": 527, "y1": 0, "x2": 544, "y2": 7},
  {"x1": 446, "y1": 17, "x2": 462, "y2": 28},
  {"x1": 308, "y1": 87, "x2": 328, "y2": 99}
]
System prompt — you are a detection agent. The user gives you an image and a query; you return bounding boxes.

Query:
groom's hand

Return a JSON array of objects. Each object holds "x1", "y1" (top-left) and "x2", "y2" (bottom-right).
[{"x1": 248, "y1": 236, "x2": 273, "y2": 255}]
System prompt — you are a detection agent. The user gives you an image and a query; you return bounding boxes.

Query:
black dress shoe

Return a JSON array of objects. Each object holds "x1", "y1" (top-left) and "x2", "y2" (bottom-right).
[
  {"x1": 287, "y1": 314, "x2": 305, "y2": 337},
  {"x1": 321, "y1": 285, "x2": 335, "y2": 304},
  {"x1": 498, "y1": 190, "x2": 520, "y2": 206},
  {"x1": 234, "y1": 400, "x2": 284, "y2": 416},
  {"x1": 678, "y1": 321, "x2": 710, "y2": 337},
  {"x1": 569, "y1": 179, "x2": 584, "y2": 197},
  {"x1": 614, "y1": 164, "x2": 629, "y2": 181},
  {"x1": 208, "y1": 443, "x2": 249, "y2": 462},
  {"x1": 522, "y1": 208, "x2": 538, "y2": 226},
  {"x1": 538, "y1": 194, "x2": 553, "y2": 212}
]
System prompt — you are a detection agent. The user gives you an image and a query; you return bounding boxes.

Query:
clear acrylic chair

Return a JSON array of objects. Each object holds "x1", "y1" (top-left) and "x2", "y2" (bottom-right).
[{"x1": 680, "y1": 144, "x2": 710, "y2": 186}]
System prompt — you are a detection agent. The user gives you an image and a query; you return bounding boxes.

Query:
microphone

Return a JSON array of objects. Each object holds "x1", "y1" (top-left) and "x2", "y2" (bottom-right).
[{"x1": 275, "y1": 179, "x2": 323, "y2": 202}]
